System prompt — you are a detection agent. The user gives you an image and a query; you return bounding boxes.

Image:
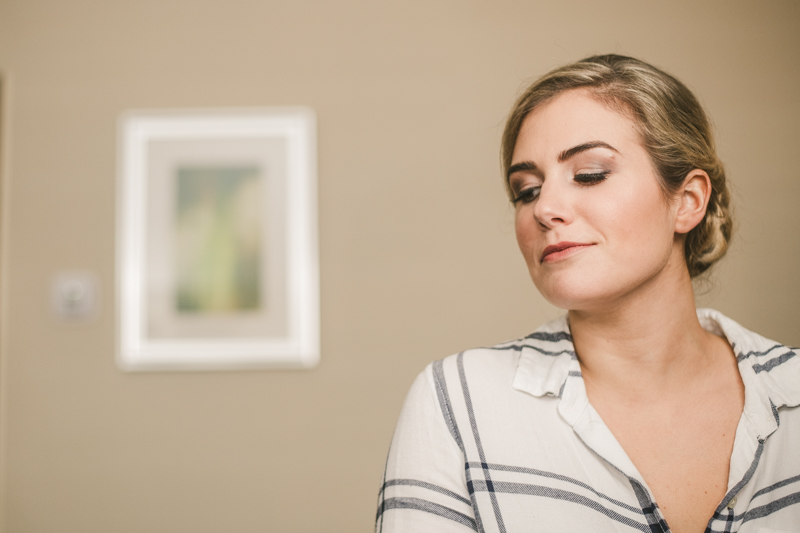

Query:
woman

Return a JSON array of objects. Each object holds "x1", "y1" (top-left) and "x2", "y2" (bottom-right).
[{"x1": 375, "y1": 55, "x2": 799, "y2": 533}]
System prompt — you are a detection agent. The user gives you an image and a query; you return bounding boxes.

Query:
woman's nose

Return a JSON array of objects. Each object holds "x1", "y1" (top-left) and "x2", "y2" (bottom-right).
[{"x1": 532, "y1": 180, "x2": 572, "y2": 229}]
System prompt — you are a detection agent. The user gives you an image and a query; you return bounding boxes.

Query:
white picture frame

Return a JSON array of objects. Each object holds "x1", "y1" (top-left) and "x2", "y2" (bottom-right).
[{"x1": 117, "y1": 108, "x2": 319, "y2": 371}]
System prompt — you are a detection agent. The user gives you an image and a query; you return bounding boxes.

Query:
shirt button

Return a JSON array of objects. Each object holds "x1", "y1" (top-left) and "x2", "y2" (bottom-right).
[{"x1": 727, "y1": 496, "x2": 738, "y2": 509}]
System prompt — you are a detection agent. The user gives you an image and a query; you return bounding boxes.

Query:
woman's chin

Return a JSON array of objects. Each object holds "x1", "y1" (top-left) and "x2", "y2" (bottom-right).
[{"x1": 534, "y1": 278, "x2": 612, "y2": 311}]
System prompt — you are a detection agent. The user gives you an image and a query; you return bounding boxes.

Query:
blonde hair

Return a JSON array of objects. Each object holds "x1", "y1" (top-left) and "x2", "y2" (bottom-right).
[{"x1": 502, "y1": 54, "x2": 732, "y2": 277}]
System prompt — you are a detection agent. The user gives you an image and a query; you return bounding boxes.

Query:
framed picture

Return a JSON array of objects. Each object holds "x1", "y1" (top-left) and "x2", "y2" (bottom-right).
[{"x1": 117, "y1": 108, "x2": 319, "y2": 371}]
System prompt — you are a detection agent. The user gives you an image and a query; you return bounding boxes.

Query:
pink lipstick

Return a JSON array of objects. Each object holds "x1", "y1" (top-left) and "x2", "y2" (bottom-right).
[{"x1": 541, "y1": 242, "x2": 594, "y2": 263}]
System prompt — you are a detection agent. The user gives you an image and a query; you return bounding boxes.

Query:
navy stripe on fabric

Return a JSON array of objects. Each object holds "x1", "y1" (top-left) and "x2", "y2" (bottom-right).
[
  {"x1": 752, "y1": 350, "x2": 796, "y2": 374},
  {"x1": 458, "y1": 353, "x2": 507, "y2": 533},
  {"x1": 466, "y1": 462, "x2": 640, "y2": 513},
  {"x1": 470, "y1": 480, "x2": 650, "y2": 532},
  {"x1": 706, "y1": 513, "x2": 745, "y2": 531},
  {"x1": 723, "y1": 506, "x2": 734, "y2": 533},
  {"x1": 628, "y1": 478, "x2": 668, "y2": 533},
  {"x1": 752, "y1": 473, "x2": 800, "y2": 499},
  {"x1": 524, "y1": 331, "x2": 573, "y2": 342},
  {"x1": 376, "y1": 433, "x2": 393, "y2": 533},
  {"x1": 433, "y1": 360, "x2": 466, "y2": 452},
  {"x1": 742, "y1": 490, "x2": 800, "y2": 523},
  {"x1": 486, "y1": 344, "x2": 575, "y2": 357},
  {"x1": 379, "y1": 478, "x2": 471, "y2": 506},
  {"x1": 736, "y1": 343, "x2": 784, "y2": 363},
  {"x1": 770, "y1": 399, "x2": 780, "y2": 427},
  {"x1": 432, "y1": 358, "x2": 485, "y2": 532},
  {"x1": 712, "y1": 440, "x2": 765, "y2": 520},
  {"x1": 378, "y1": 497, "x2": 478, "y2": 531}
]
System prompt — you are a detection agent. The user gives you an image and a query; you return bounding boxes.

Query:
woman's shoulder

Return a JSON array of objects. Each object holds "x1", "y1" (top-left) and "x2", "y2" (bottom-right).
[{"x1": 420, "y1": 314, "x2": 575, "y2": 399}]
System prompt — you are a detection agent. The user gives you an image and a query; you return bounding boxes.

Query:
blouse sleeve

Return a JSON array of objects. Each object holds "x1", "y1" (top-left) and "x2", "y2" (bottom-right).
[{"x1": 375, "y1": 364, "x2": 477, "y2": 532}]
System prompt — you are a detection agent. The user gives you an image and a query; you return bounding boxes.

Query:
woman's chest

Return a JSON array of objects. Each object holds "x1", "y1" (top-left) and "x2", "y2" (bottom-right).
[{"x1": 588, "y1": 388, "x2": 742, "y2": 531}]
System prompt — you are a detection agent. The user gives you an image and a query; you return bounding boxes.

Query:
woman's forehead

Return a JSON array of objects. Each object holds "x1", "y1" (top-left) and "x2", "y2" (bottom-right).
[{"x1": 513, "y1": 89, "x2": 641, "y2": 162}]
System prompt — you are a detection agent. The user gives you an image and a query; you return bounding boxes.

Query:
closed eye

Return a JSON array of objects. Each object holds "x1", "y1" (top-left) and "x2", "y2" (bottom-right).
[
  {"x1": 512, "y1": 186, "x2": 541, "y2": 205},
  {"x1": 574, "y1": 171, "x2": 609, "y2": 184}
]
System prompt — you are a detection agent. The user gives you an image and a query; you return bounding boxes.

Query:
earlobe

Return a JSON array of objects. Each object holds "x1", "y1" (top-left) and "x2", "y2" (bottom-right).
[{"x1": 675, "y1": 170, "x2": 712, "y2": 234}]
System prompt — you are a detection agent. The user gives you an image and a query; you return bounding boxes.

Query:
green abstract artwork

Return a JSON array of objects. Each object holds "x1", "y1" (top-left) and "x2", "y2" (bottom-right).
[{"x1": 175, "y1": 166, "x2": 262, "y2": 313}]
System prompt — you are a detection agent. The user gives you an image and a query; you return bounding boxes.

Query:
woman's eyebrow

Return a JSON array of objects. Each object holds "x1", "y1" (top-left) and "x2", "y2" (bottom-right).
[
  {"x1": 506, "y1": 161, "x2": 538, "y2": 180},
  {"x1": 558, "y1": 141, "x2": 618, "y2": 162}
]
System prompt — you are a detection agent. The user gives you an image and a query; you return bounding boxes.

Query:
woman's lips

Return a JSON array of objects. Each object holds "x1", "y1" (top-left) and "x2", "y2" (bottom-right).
[{"x1": 541, "y1": 242, "x2": 594, "y2": 263}]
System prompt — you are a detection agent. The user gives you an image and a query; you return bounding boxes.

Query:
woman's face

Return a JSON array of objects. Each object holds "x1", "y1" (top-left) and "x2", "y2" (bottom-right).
[{"x1": 509, "y1": 89, "x2": 682, "y2": 311}]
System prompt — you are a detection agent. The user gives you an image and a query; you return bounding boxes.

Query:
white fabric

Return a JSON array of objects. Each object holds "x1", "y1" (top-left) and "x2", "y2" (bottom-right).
[{"x1": 376, "y1": 309, "x2": 800, "y2": 532}]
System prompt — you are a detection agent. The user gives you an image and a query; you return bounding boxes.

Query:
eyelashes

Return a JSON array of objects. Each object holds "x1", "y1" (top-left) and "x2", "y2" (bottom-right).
[
  {"x1": 511, "y1": 171, "x2": 609, "y2": 205},
  {"x1": 512, "y1": 187, "x2": 540, "y2": 205},
  {"x1": 574, "y1": 171, "x2": 609, "y2": 184}
]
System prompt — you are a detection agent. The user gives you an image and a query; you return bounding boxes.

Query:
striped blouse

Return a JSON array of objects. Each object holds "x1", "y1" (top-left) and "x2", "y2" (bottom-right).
[{"x1": 376, "y1": 309, "x2": 800, "y2": 532}]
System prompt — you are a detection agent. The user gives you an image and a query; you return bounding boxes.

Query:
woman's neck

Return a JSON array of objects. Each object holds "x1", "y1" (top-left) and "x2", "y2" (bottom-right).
[{"x1": 568, "y1": 260, "x2": 717, "y2": 401}]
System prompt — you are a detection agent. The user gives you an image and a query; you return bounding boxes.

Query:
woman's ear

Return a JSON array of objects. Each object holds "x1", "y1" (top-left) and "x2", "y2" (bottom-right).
[{"x1": 675, "y1": 169, "x2": 712, "y2": 234}]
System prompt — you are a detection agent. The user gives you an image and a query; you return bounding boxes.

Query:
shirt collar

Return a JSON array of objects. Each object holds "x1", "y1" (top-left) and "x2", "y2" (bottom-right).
[
  {"x1": 511, "y1": 314, "x2": 577, "y2": 398},
  {"x1": 512, "y1": 309, "x2": 800, "y2": 428},
  {"x1": 698, "y1": 308, "x2": 800, "y2": 439}
]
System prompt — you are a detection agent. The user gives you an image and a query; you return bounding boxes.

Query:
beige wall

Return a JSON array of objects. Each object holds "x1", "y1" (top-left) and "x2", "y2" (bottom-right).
[{"x1": 0, "y1": 1, "x2": 798, "y2": 531}]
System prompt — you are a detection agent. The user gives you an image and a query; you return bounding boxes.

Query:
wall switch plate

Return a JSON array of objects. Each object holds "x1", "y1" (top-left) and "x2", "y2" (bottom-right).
[{"x1": 52, "y1": 272, "x2": 99, "y2": 319}]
